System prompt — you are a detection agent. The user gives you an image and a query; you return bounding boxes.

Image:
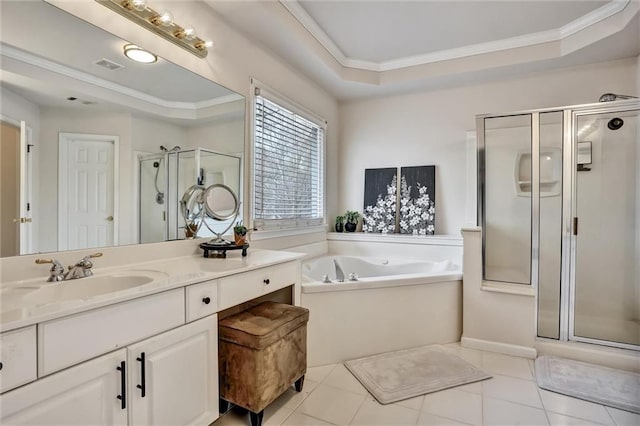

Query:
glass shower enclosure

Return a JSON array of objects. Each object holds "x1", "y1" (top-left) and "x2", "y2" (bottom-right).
[
  {"x1": 138, "y1": 148, "x2": 242, "y2": 244},
  {"x1": 477, "y1": 99, "x2": 639, "y2": 350}
]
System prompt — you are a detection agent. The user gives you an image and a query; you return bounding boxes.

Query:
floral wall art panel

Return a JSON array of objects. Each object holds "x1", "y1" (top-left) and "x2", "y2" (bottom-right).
[
  {"x1": 400, "y1": 166, "x2": 436, "y2": 235},
  {"x1": 363, "y1": 167, "x2": 398, "y2": 233}
]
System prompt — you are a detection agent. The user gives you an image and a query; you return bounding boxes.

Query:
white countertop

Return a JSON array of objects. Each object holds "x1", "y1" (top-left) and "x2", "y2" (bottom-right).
[{"x1": 0, "y1": 249, "x2": 304, "y2": 333}]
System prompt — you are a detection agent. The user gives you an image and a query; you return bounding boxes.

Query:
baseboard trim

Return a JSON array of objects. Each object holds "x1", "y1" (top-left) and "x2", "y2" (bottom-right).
[{"x1": 461, "y1": 337, "x2": 537, "y2": 359}]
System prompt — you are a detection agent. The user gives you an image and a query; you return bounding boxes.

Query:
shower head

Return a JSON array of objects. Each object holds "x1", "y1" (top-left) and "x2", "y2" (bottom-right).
[
  {"x1": 599, "y1": 93, "x2": 638, "y2": 102},
  {"x1": 607, "y1": 117, "x2": 624, "y2": 130}
]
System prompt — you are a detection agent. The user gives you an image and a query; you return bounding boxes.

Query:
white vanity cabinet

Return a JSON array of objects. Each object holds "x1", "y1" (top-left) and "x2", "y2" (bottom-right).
[
  {"x1": 0, "y1": 254, "x2": 301, "y2": 426},
  {"x1": 0, "y1": 326, "x2": 37, "y2": 393},
  {"x1": 1, "y1": 318, "x2": 218, "y2": 426},
  {"x1": 0, "y1": 349, "x2": 128, "y2": 425},
  {"x1": 127, "y1": 315, "x2": 218, "y2": 426}
]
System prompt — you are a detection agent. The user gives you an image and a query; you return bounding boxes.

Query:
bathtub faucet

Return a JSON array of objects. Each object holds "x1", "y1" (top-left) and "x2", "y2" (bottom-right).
[{"x1": 333, "y1": 259, "x2": 345, "y2": 282}]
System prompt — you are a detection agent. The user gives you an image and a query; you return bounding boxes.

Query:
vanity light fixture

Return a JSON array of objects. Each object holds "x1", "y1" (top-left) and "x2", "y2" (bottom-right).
[
  {"x1": 97, "y1": 0, "x2": 213, "y2": 58},
  {"x1": 123, "y1": 44, "x2": 158, "y2": 63}
]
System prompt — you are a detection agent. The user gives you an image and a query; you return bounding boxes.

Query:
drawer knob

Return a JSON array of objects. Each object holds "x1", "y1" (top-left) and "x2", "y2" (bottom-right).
[
  {"x1": 202, "y1": 297, "x2": 211, "y2": 305},
  {"x1": 263, "y1": 278, "x2": 270, "y2": 285}
]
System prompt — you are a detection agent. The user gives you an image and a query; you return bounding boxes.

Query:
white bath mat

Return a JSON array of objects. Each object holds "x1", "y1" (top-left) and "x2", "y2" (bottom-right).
[
  {"x1": 535, "y1": 355, "x2": 640, "y2": 414},
  {"x1": 344, "y1": 345, "x2": 491, "y2": 404}
]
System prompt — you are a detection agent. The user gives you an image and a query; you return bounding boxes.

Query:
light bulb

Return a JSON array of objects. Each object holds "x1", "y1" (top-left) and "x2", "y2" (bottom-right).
[
  {"x1": 158, "y1": 10, "x2": 173, "y2": 26},
  {"x1": 183, "y1": 26, "x2": 196, "y2": 41},
  {"x1": 131, "y1": 0, "x2": 146, "y2": 11},
  {"x1": 204, "y1": 40, "x2": 214, "y2": 48}
]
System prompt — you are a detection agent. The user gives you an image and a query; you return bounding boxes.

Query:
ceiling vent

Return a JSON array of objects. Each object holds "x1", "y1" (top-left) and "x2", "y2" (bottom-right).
[{"x1": 94, "y1": 58, "x2": 124, "y2": 71}]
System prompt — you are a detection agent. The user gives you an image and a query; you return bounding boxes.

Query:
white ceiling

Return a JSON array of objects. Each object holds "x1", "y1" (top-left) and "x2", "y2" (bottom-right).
[
  {"x1": 297, "y1": 0, "x2": 609, "y2": 63},
  {"x1": 207, "y1": 0, "x2": 640, "y2": 100}
]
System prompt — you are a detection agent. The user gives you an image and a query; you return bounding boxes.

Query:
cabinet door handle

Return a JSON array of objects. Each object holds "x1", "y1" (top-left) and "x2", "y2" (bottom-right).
[
  {"x1": 202, "y1": 297, "x2": 211, "y2": 305},
  {"x1": 263, "y1": 278, "x2": 270, "y2": 285},
  {"x1": 136, "y1": 352, "x2": 146, "y2": 397},
  {"x1": 116, "y1": 361, "x2": 126, "y2": 409}
]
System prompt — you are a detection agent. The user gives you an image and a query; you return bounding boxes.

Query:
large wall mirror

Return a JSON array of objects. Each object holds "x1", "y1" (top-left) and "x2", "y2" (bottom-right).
[{"x1": 0, "y1": 0, "x2": 245, "y2": 258}]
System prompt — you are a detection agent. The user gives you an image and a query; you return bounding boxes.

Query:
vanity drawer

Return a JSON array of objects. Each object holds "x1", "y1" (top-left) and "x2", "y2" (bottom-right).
[
  {"x1": 218, "y1": 261, "x2": 299, "y2": 310},
  {"x1": 0, "y1": 326, "x2": 37, "y2": 393},
  {"x1": 186, "y1": 279, "x2": 218, "y2": 322},
  {"x1": 38, "y1": 288, "x2": 184, "y2": 376}
]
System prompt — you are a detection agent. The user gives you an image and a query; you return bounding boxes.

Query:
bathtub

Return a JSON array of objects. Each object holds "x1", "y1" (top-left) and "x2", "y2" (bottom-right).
[
  {"x1": 302, "y1": 255, "x2": 461, "y2": 293},
  {"x1": 300, "y1": 255, "x2": 463, "y2": 366}
]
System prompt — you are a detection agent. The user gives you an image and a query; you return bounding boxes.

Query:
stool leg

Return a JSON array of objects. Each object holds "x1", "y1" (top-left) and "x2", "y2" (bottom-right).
[
  {"x1": 294, "y1": 375, "x2": 305, "y2": 392},
  {"x1": 219, "y1": 398, "x2": 231, "y2": 414},
  {"x1": 249, "y1": 410, "x2": 264, "y2": 426}
]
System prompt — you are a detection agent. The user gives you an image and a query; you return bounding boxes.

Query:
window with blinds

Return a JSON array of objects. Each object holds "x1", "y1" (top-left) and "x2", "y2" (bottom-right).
[{"x1": 253, "y1": 91, "x2": 325, "y2": 230}]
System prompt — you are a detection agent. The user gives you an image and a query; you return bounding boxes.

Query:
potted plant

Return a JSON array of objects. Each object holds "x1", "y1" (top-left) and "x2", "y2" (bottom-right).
[
  {"x1": 344, "y1": 211, "x2": 360, "y2": 232},
  {"x1": 184, "y1": 222, "x2": 198, "y2": 239},
  {"x1": 233, "y1": 221, "x2": 248, "y2": 246},
  {"x1": 335, "y1": 215, "x2": 345, "y2": 232}
]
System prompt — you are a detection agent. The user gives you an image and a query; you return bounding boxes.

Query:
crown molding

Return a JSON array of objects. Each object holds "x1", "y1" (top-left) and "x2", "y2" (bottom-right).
[
  {"x1": 1, "y1": 43, "x2": 242, "y2": 117},
  {"x1": 281, "y1": 0, "x2": 631, "y2": 73}
]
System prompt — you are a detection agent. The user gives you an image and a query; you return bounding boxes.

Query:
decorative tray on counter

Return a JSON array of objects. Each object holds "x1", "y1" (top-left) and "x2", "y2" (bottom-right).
[{"x1": 199, "y1": 241, "x2": 249, "y2": 258}]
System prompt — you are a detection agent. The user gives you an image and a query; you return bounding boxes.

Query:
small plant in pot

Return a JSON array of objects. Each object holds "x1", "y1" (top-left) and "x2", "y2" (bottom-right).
[
  {"x1": 233, "y1": 221, "x2": 248, "y2": 246},
  {"x1": 184, "y1": 222, "x2": 198, "y2": 239},
  {"x1": 335, "y1": 215, "x2": 345, "y2": 232},
  {"x1": 344, "y1": 211, "x2": 360, "y2": 232}
]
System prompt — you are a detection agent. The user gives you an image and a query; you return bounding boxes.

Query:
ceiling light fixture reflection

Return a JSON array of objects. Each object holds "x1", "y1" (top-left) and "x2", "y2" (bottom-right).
[
  {"x1": 97, "y1": 0, "x2": 213, "y2": 58},
  {"x1": 123, "y1": 44, "x2": 158, "y2": 63}
]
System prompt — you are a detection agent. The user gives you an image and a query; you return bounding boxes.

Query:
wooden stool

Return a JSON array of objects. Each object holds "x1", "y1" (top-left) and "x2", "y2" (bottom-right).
[{"x1": 218, "y1": 302, "x2": 309, "y2": 426}]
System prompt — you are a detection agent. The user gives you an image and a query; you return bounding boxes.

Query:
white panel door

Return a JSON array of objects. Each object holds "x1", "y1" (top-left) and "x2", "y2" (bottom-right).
[
  {"x1": 127, "y1": 315, "x2": 218, "y2": 426},
  {"x1": 59, "y1": 133, "x2": 117, "y2": 251},
  {"x1": 0, "y1": 349, "x2": 127, "y2": 426}
]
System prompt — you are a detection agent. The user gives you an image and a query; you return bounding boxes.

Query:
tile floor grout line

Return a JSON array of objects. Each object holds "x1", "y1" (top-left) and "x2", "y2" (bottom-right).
[
  {"x1": 319, "y1": 381, "x2": 370, "y2": 398},
  {"x1": 346, "y1": 395, "x2": 368, "y2": 425},
  {"x1": 535, "y1": 384, "x2": 552, "y2": 426}
]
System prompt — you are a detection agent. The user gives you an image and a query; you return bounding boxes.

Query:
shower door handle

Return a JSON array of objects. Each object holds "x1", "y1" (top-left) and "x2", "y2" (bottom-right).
[{"x1": 573, "y1": 217, "x2": 578, "y2": 236}]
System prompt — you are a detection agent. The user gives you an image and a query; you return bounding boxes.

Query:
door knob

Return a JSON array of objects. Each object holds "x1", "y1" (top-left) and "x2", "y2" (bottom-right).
[
  {"x1": 12, "y1": 217, "x2": 31, "y2": 223},
  {"x1": 106, "y1": 216, "x2": 114, "y2": 221}
]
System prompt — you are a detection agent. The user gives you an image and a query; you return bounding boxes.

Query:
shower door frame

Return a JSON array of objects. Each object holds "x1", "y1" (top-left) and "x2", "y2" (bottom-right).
[
  {"x1": 565, "y1": 101, "x2": 640, "y2": 351},
  {"x1": 477, "y1": 99, "x2": 640, "y2": 351}
]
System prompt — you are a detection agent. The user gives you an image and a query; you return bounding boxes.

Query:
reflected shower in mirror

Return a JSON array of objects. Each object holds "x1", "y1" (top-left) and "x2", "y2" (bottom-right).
[{"x1": 0, "y1": 0, "x2": 245, "y2": 258}]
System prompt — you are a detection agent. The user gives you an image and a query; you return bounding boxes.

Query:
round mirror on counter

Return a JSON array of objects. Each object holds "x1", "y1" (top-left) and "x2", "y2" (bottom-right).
[
  {"x1": 179, "y1": 185, "x2": 205, "y2": 239},
  {"x1": 180, "y1": 183, "x2": 241, "y2": 245},
  {"x1": 202, "y1": 184, "x2": 239, "y2": 221}
]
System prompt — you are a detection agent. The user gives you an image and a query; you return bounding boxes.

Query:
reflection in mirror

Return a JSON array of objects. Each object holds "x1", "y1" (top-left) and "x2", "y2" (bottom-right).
[
  {"x1": 0, "y1": 0, "x2": 245, "y2": 258},
  {"x1": 139, "y1": 149, "x2": 241, "y2": 243},
  {"x1": 203, "y1": 184, "x2": 239, "y2": 221},
  {"x1": 178, "y1": 183, "x2": 240, "y2": 244}
]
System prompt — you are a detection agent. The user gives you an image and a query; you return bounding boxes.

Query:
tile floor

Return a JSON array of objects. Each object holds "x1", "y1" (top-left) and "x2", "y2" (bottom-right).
[{"x1": 213, "y1": 343, "x2": 639, "y2": 426}]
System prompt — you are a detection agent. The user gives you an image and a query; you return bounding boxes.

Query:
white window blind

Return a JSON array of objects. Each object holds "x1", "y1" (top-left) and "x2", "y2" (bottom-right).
[{"x1": 253, "y1": 91, "x2": 324, "y2": 230}]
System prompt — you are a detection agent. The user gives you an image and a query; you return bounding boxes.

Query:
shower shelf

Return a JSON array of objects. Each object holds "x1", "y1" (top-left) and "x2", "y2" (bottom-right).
[{"x1": 515, "y1": 149, "x2": 561, "y2": 197}]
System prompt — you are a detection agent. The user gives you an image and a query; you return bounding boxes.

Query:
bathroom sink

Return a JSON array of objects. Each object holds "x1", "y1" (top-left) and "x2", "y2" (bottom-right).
[{"x1": 1, "y1": 270, "x2": 168, "y2": 311}]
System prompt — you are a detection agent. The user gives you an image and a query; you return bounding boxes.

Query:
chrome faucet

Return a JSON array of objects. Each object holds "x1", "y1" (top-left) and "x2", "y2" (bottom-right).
[
  {"x1": 35, "y1": 258, "x2": 66, "y2": 282},
  {"x1": 35, "y1": 252, "x2": 103, "y2": 282},
  {"x1": 333, "y1": 259, "x2": 345, "y2": 282},
  {"x1": 66, "y1": 253, "x2": 103, "y2": 280}
]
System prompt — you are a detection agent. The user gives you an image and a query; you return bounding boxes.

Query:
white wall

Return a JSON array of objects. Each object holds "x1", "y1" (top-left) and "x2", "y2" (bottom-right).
[
  {"x1": 339, "y1": 58, "x2": 638, "y2": 236},
  {"x1": 186, "y1": 118, "x2": 245, "y2": 155}
]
